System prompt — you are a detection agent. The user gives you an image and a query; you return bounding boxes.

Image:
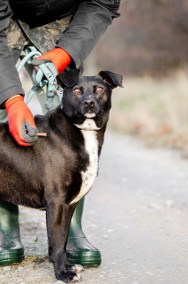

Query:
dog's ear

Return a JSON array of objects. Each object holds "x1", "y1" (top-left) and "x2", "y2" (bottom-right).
[
  {"x1": 98, "y1": 71, "x2": 123, "y2": 89},
  {"x1": 57, "y1": 69, "x2": 80, "y2": 87}
]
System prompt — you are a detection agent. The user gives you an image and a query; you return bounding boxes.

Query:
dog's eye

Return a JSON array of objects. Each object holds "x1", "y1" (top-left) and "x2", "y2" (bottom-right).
[
  {"x1": 96, "y1": 87, "x2": 104, "y2": 94},
  {"x1": 73, "y1": 88, "x2": 81, "y2": 95}
]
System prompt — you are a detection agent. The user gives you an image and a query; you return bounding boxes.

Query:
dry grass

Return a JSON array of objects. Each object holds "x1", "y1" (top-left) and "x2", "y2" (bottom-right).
[
  {"x1": 21, "y1": 66, "x2": 188, "y2": 156},
  {"x1": 109, "y1": 68, "x2": 188, "y2": 157}
]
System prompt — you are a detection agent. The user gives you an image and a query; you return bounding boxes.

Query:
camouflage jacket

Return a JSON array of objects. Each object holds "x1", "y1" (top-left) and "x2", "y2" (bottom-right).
[{"x1": 0, "y1": 0, "x2": 120, "y2": 106}]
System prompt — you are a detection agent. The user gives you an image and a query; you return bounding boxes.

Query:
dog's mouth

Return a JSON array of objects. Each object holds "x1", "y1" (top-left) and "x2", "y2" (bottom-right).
[
  {"x1": 72, "y1": 99, "x2": 106, "y2": 130},
  {"x1": 78, "y1": 98, "x2": 100, "y2": 118},
  {"x1": 84, "y1": 112, "x2": 96, "y2": 118},
  {"x1": 74, "y1": 109, "x2": 105, "y2": 131}
]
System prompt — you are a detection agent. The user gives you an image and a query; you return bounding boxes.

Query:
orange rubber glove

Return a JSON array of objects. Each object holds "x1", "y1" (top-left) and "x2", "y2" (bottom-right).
[
  {"x1": 5, "y1": 95, "x2": 38, "y2": 146},
  {"x1": 36, "y1": 48, "x2": 71, "y2": 73}
]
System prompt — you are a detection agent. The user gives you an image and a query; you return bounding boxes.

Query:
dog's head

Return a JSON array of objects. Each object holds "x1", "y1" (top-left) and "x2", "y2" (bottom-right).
[{"x1": 57, "y1": 69, "x2": 123, "y2": 130}]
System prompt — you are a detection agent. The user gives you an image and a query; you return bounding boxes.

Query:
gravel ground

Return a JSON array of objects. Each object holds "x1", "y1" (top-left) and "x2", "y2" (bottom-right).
[{"x1": 0, "y1": 207, "x2": 103, "y2": 284}]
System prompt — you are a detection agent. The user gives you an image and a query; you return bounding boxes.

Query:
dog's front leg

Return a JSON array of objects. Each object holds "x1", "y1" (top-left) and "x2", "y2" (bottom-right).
[{"x1": 45, "y1": 201, "x2": 79, "y2": 282}]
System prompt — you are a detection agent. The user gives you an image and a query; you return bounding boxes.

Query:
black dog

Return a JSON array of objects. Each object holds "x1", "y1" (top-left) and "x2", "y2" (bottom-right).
[{"x1": 0, "y1": 69, "x2": 123, "y2": 282}]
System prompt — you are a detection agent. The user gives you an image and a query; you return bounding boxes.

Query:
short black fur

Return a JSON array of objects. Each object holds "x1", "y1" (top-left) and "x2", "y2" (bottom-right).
[{"x1": 0, "y1": 69, "x2": 123, "y2": 282}]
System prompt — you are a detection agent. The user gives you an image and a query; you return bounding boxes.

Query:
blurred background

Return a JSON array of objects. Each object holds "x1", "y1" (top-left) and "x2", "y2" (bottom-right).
[
  {"x1": 24, "y1": 0, "x2": 188, "y2": 156},
  {"x1": 85, "y1": 0, "x2": 188, "y2": 157}
]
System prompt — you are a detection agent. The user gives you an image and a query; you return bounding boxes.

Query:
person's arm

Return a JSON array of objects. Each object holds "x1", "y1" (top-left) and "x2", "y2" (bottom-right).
[
  {"x1": 56, "y1": 0, "x2": 121, "y2": 68},
  {"x1": 0, "y1": 0, "x2": 24, "y2": 105},
  {"x1": 35, "y1": 0, "x2": 121, "y2": 72},
  {"x1": 0, "y1": 0, "x2": 38, "y2": 146}
]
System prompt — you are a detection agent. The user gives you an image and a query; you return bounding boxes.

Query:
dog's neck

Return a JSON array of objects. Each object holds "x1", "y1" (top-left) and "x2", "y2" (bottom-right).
[
  {"x1": 69, "y1": 118, "x2": 106, "y2": 205},
  {"x1": 74, "y1": 118, "x2": 101, "y2": 131}
]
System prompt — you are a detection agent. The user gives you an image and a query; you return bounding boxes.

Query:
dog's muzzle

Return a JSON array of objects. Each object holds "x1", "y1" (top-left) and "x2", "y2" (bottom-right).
[{"x1": 80, "y1": 97, "x2": 100, "y2": 118}]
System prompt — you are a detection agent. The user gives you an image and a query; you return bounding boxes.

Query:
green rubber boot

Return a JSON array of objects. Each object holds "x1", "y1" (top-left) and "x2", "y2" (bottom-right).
[
  {"x1": 66, "y1": 197, "x2": 101, "y2": 267},
  {"x1": 0, "y1": 201, "x2": 24, "y2": 266}
]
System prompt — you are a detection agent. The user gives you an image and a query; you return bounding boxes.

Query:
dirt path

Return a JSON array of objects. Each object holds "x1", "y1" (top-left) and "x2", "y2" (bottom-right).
[{"x1": 1, "y1": 130, "x2": 188, "y2": 284}]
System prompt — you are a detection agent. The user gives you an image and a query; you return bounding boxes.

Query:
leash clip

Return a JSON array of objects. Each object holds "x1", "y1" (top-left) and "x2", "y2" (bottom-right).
[{"x1": 17, "y1": 46, "x2": 60, "y2": 110}]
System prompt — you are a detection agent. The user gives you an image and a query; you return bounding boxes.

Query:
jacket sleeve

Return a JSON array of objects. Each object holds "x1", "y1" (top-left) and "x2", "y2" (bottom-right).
[
  {"x1": 0, "y1": 0, "x2": 25, "y2": 107},
  {"x1": 56, "y1": 0, "x2": 121, "y2": 69}
]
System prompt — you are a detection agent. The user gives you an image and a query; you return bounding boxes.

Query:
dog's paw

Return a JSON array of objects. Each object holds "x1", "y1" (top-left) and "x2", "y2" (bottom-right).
[
  {"x1": 57, "y1": 271, "x2": 81, "y2": 283},
  {"x1": 71, "y1": 273, "x2": 81, "y2": 282},
  {"x1": 67, "y1": 264, "x2": 83, "y2": 273}
]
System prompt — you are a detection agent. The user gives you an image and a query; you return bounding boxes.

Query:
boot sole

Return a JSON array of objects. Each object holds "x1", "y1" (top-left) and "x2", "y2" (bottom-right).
[
  {"x1": 67, "y1": 250, "x2": 101, "y2": 267},
  {"x1": 0, "y1": 248, "x2": 24, "y2": 266}
]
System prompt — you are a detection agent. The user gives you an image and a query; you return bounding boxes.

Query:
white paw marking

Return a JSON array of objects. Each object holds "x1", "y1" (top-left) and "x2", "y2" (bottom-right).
[
  {"x1": 72, "y1": 265, "x2": 84, "y2": 273},
  {"x1": 72, "y1": 273, "x2": 81, "y2": 282}
]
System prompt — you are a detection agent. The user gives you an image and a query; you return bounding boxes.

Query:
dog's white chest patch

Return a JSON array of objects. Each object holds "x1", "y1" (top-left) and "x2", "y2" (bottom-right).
[
  {"x1": 74, "y1": 119, "x2": 100, "y2": 131},
  {"x1": 70, "y1": 130, "x2": 99, "y2": 205}
]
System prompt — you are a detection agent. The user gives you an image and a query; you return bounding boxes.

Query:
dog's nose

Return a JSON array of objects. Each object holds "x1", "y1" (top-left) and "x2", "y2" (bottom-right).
[{"x1": 84, "y1": 99, "x2": 95, "y2": 111}]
